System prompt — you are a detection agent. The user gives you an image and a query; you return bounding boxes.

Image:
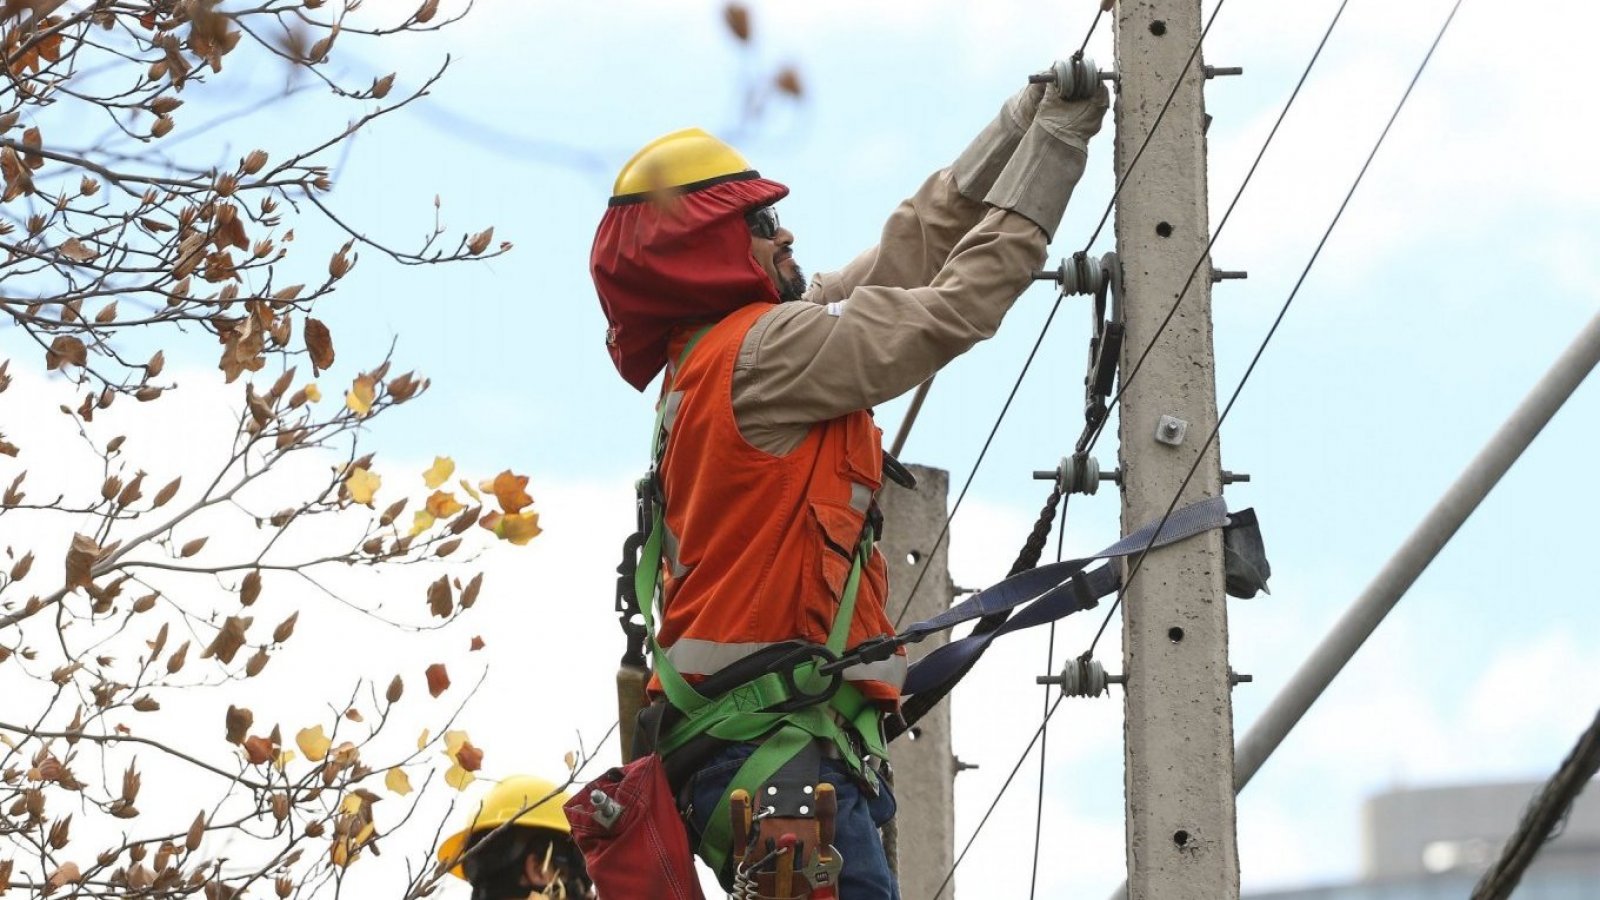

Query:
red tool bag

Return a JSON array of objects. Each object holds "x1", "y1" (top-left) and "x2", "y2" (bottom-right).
[{"x1": 564, "y1": 754, "x2": 707, "y2": 900}]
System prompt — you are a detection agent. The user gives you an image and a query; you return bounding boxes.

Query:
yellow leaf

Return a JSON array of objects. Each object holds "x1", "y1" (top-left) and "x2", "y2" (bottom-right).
[
  {"x1": 345, "y1": 467, "x2": 380, "y2": 507},
  {"x1": 275, "y1": 750, "x2": 296, "y2": 771},
  {"x1": 304, "y1": 383, "x2": 322, "y2": 403},
  {"x1": 425, "y1": 490, "x2": 463, "y2": 519},
  {"x1": 416, "y1": 728, "x2": 430, "y2": 750},
  {"x1": 385, "y1": 767, "x2": 413, "y2": 796},
  {"x1": 444, "y1": 762, "x2": 475, "y2": 791},
  {"x1": 339, "y1": 793, "x2": 366, "y2": 816},
  {"x1": 441, "y1": 729, "x2": 477, "y2": 789},
  {"x1": 492, "y1": 511, "x2": 543, "y2": 546},
  {"x1": 564, "y1": 750, "x2": 577, "y2": 773},
  {"x1": 422, "y1": 456, "x2": 454, "y2": 489},
  {"x1": 345, "y1": 375, "x2": 376, "y2": 416},
  {"x1": 409, "y1": 510, "x2": 435, "y2": 537},
  {"x1": 459, "y1": 478, "x2": 482, "y2": 502},
  {"x1": 296, "y1": 725, "x2": 331, "y2": 762},
  {"x1": 443, "y1": 729, "x2": 468, "y2": 755}
]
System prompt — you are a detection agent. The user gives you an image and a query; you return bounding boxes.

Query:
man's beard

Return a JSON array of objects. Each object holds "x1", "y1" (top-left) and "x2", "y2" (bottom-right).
[{"x1": 778, "y1": 263, "x2": 807, "y2": 303}]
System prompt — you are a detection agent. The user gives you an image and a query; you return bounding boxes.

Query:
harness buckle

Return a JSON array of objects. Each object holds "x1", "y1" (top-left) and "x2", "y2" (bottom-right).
[{"x1": 769, "y1": 644, "x2": 844, "y2": 713}]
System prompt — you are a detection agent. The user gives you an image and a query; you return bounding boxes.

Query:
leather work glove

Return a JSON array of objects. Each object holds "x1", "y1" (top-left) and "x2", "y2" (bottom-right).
[
  {"x1": 984, "y1": 79, "x2": 1110, "y2": 240},
  {"x1": 950, "y1": 80, "x2": 1046, "y2": 202}
]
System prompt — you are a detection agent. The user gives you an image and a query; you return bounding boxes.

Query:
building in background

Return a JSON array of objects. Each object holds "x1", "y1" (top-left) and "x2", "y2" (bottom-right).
[{"x1": 1246, "y1": 781, "x2": 1600, "y2": 899}]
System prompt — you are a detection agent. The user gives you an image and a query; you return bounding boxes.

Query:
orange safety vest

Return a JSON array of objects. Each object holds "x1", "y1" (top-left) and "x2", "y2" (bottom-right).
[{"x1": 652, "y1": 303, "x2": 906, "y2": 705}]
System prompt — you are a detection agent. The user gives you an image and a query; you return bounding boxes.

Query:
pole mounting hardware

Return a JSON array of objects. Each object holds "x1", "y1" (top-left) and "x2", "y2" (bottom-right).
[
  {"x1": 1029, "y1": 55, "x2": 1119, "y2": 98},
  {"x1": 1155, "y1": 414, "x2": 1188, "y2": 446},
  {"x1": 1032, "y1": 454, "x2": 1119, "y2": 495},
  {"x1": 1203, "y1": 65, "x2": 1244, "y2": 79},
  {"x1": 1036, "y1": 657, "x2": 1125, "y2": 698},
  {"x1": 1033, "y1": 249, "x2": 1108, "y2": 295}
]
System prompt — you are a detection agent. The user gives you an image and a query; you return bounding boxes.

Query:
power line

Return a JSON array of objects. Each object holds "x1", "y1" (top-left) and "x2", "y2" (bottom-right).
[
  {"x1": 933, "y1": 693, "x2": 1065, "y2": 899},
  {"x1": 890, "y1": 4, "x2": 1226, "y2": 628},
  {"x1": 1471, "y1": 715, "x2": 1600, "y2": 896},
  {"x1": 891, "y1": 291, "x2": 1069, "y2": 628},
  {"x1": 1078, "y1": 0, "x2": 1227, "y2": 252},
  {"x1": 1082, "y1": 0, "x2": 1468, "y2": 660},
  {"x1": 1027, "y1": 496, "x2": 1071, "y2": 900},
  {"x1": 1077, "y1": 0, "x2": 1354, "y2": 456}
]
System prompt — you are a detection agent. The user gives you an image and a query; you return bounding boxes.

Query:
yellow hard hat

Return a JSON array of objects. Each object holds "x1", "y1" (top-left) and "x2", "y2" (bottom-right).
[
  {"x1": 612, "y1": 127, "x2": 754, "y2": 199},
  {"x1": 437, "y1": 775, "x2": 574, "y2": 880}
]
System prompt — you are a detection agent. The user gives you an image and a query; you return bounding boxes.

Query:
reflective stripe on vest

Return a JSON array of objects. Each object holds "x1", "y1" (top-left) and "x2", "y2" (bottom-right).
[{"x1": 663, "y1": 636, "x2": 908, "y2": 688}]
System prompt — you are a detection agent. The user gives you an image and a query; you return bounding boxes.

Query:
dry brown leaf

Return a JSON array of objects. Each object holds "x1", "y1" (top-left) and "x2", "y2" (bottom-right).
[
  {"x1": 225, "y1": 705, "x2": 252, "y2": 745},
  {"x1": 10, "y1": 551, "x2": 33, "y2": 581},
  {"x1": 460, "y1": 572, "x2": 483, "y2": 609},
  {"x1": 200, "y1": 615, "x2": 251, "y2": 664},
  {"x1": 45, "y1": 861, "x2": 81, "y2": 893},
  {"x1": 63, "y1": 533, "x2": 98, "y2": 591},
  {"x1": 153, "y1": 476, "x2": 180, "y2": 507},
  {"x1": 239, "y1": 570, "x2": 261, "y2": 606},
  {"x1": 723, "y1": 3, "x2": 751, "y2": 41},
  {"x1": 304, "y1": 317, "x2": 334, "y2": 373},
  {"x1": 242, "y1": 735, "x2": 275, "y2": 765},
  {"x1": 424, "y1": 662, "x2": 449, "y2": 698},
  {"x1": 45, "y1": 335, "x2": 87, "y2": 371},
  {"x1": 775, "y1": 66, "x2": 804, "y2": 98},
  {"x1": 426, "y1": 575, "x2": 451, "y2": 619},
  {"x1": 272, "y1": 612, "x2": 298, "y2": 643}
]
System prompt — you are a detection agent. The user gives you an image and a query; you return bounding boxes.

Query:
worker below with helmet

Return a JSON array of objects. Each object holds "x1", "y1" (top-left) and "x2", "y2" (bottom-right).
[
  {"x1": 591, "y1": 74, "x2": 1110, "y2": 898},
  {"x1": 438, "y1": 775, "x2": 595, "y2": 899}
]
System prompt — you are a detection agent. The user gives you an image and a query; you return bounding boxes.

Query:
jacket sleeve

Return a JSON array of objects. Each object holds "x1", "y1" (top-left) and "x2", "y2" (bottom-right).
[
  {"x1": 733, "y1": 202, "x2": 1048, "y2": 453},
  {"x1": 807, "y1": 169, "x2": 990, "y2": 302}
]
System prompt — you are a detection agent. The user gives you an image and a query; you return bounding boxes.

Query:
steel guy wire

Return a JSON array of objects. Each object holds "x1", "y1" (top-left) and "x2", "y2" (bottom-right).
[
  {"x1": 1077, "y1": 0, "x2": 1355, "y2": 458},
  {"x1": 889, "y1": 7, "x2": 1228, "y2": 629},
  {"x1": 1028, "y1": 494, "x2": 1070, "y2": 900},
  {"x1": 1082, "y1": 0, "x2": 1468, "y2": 661},
  {"x1": 1078, "y1": 0, "x2": 1228, "y2": 253},
  {"x1": 932, "y1": 693, "x2": 1066, "y2": 900}
]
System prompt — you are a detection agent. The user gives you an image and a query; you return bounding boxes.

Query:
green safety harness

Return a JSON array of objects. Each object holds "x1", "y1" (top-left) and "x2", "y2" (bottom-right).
[{"x1": 634, "y1": 329, "x2": 889, "y2": 877}]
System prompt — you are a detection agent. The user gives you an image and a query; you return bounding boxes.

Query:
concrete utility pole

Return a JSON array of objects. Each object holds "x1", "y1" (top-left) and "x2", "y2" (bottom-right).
[
  {"x1": 1111, "y1": 1, "x2": 1240, "y2": 898},
  {"x1": 876, "y1": 464, "x2": 956, "y2": 900}
]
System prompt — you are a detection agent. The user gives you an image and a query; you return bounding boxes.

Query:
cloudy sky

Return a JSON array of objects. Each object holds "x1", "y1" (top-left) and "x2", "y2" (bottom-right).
[{"x1": 8, "y1": 0, "x2": 1600, "y2": 896}]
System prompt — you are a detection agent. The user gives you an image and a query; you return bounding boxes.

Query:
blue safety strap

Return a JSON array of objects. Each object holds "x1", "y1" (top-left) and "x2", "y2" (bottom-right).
[{"x1": 895, "y1": 496, "x2": 1231, "y2": 696}]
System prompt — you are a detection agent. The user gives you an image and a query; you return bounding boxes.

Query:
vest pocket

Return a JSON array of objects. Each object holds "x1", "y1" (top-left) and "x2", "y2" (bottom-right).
[{"x1": 804, "y1": 500, "x2": 867, "y2": 639}]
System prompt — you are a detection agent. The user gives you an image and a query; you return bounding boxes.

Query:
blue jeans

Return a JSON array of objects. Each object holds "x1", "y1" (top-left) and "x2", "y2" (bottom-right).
[{"x1": 682, "y1": 743, "x2": 901, "y2": 899}]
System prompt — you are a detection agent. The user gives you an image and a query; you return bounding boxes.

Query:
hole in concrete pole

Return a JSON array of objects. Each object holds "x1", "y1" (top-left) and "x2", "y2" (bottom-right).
[
  {"x1": 1173, "y1": 830, "x2": 1190, "y2": 847},
  {"x1": 1149, "y1": 20, "x2": 1167, "y2": 35},
  {"x1": 1168, "y1": 626, "x2": 1184, "y2": 643},
  {"x1": 906, "y1": 550, "x2": 922, "y2": 565},
  {"x1": 908, "y1": 726, "x2": 923, "y2": 742},
  {"x1": 1156, "y1": 221, "x2": 1174, "y2": 238}
]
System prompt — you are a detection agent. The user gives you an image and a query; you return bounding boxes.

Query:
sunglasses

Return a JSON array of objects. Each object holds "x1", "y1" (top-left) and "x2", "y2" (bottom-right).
[{"x1": 745, "y1": 206, "x2": 780, "y2": 240}]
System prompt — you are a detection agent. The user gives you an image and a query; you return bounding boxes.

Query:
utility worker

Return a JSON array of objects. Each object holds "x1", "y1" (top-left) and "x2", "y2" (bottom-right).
[
  {"x1": 590, "y1": 75, "x2": 1109, "y2": 897},
  {"x1": 438, "y1": 775, "x2": 595, "y2": 899}
]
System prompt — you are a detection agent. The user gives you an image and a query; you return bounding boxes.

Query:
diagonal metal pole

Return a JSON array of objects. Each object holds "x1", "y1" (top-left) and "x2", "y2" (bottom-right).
[
  {"x1": 1110, "y1": 308, "x2": 1600, "y2": 899},
  {"x1": 1233, "y1": 306, "x2": 1600, "y2": 792}
]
